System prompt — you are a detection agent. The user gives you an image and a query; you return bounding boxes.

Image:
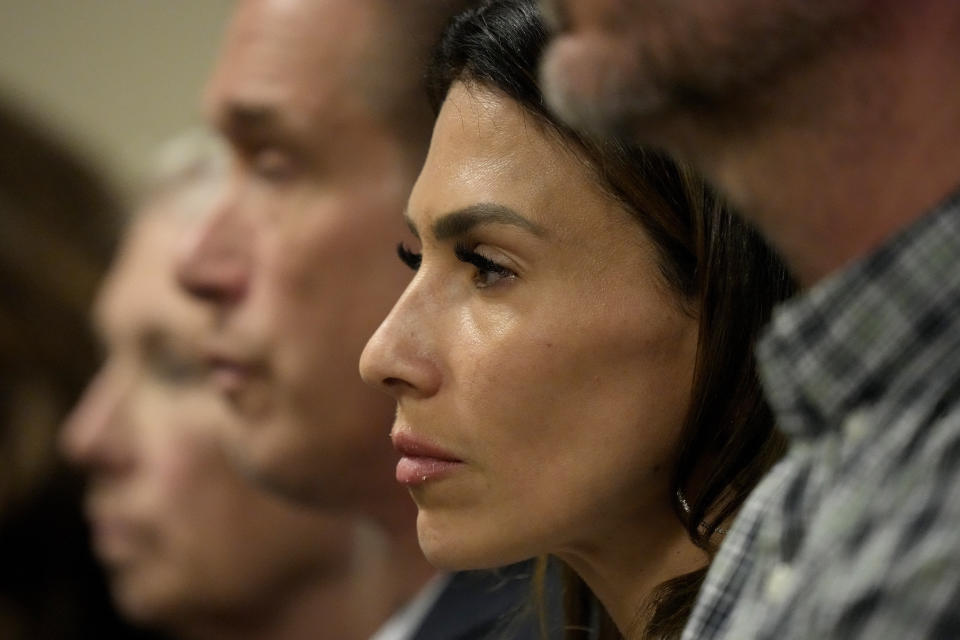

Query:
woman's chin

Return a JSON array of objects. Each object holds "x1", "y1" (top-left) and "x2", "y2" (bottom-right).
[{"x1": 416, "y1": 511, "x2": 534, "y2": 571}]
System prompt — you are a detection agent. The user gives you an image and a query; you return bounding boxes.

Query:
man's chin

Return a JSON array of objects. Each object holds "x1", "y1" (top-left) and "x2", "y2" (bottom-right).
[
  {"x1": 112, "y1": 576, "x2": 175, "y2": 628},
  {"x1": 230, "y1": 451, "x2": 320, "y2": 507},
  {"x1": 541, "y1": 31, "x2": 662, "y2": 141}
]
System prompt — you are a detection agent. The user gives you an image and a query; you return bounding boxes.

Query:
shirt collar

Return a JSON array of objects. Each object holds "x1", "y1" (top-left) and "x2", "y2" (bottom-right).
[
  {"x1": 368, "y1": 573, "x2": 451, "y2": 640},
  {"x1": 757, "y1": 187, "x2": 960, "y2": 441}
]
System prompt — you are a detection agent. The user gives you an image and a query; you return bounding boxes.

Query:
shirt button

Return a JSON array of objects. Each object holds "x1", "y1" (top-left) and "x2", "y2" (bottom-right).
[
  {"x1": 843, "y1": 409, "x2": 871, "y2": 445},
  {"x1": 765, "y1": 562, "x2": 795, "y2": 604}
]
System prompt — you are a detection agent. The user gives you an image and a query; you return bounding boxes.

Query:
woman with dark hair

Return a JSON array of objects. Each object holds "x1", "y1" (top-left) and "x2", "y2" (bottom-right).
[{"x1": 360, "y1": 1, "x2": 795, "y2": 638}]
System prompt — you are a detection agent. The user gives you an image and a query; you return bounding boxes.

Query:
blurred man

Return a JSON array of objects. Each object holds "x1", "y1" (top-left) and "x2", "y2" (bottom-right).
[
  {"x1": 539, "y1": 1, "x2": 960, "y2": 639},
  {"x1": 176, "y1": 1, "x2": 535, "y2": 638},
  {"x1": 62, "y1": 134, "x2": 410, "y2": 640}
]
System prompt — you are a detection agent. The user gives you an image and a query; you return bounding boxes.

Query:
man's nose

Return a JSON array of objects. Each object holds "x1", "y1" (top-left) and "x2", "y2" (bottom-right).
[
  {"x1": 175, "y1": 193, "x2": 252, "y2": 306},
  {"x1": 59, "y1": 365, "x2": 134, "y2": 473}
]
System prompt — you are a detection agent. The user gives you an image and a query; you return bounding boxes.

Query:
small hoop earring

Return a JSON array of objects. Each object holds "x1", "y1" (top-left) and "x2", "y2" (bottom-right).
[{"x1": 676, "y1": 489, "x2": 728, "y2": 536}]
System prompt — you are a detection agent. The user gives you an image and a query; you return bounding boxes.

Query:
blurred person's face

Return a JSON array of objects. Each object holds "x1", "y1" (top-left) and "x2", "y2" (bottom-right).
[
  {"x1": 360, "y1": 83, "x2": 699, "y2": 569},
  {"x1": 62, "y1": 212, "x2": 354, "y2": 629},
  {"x1": 176, "y1": 0, "x2": 415, "y2": 507},
  {"x1": 538, "y1": 0, "x2": 871, "y2": 138}
]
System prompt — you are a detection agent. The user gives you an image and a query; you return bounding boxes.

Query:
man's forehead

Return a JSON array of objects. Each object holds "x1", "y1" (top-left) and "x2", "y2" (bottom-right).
[
  {"x1": 204, "y1": 6, "x2": 377, "y2": 139},
  {"x1": 209, "y1": 0, "x2": 376, "y2": 96},
  {"x1": 93, "y1": 268, "x2": 151, "y2": 351},
  {"x1": 96, "y1": 261, "x2": 208, "y2": 358},
  {"x1": 96, "y1": 217, "x2": 198, "y2": 338}
]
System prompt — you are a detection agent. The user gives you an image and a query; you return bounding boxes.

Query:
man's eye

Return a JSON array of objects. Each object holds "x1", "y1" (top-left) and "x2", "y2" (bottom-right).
[
  {"x1": 149, "y1": 351, "x2": 203, "y2": 385},
  {"x1": 252, "y1": 148, "x2": 297, "y2": 181},
  {"x1": 397, "y1": 243, "x2": 422, "y2": 271}
]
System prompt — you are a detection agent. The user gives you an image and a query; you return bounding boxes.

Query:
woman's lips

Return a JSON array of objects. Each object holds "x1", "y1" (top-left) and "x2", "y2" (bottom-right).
[
  {"x1": 391, "y1": 431, "x2": 464, "y2": 486},
  {"x1": 395, "y1": 456, "x2": 464, "y2": 485}
]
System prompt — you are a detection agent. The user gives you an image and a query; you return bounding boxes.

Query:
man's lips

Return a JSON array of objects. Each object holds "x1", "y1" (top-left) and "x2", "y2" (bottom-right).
[
  {"x1": 202, "y1": 349, "x2": 274, "y2": 419},
  {"x1": 204, "y1": 351, "x2": 267, "y2": 394},
  {"x1": 86, "y1": 503, "x2": 152, "y2": 565},
  {"x1": 209, "y1": 357, "x2": 255, "y2": 392},
  {"x1": 391, "y1": 431, "x2": 464, "y2": 486}
]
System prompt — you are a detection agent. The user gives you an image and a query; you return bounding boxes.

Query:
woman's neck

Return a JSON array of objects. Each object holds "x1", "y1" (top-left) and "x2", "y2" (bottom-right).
[{"x1": 555, "y1": 509, "x2": 708, "y2": 638}]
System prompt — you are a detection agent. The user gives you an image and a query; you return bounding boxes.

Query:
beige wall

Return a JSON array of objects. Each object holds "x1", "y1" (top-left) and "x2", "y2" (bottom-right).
[{"x1": 0, "y1": 1, "x2": 235, "y2": 198}]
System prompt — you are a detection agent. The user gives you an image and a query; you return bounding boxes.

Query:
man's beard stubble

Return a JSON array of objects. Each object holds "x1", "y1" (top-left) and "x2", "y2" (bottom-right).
[{"x1": 539, "y1": 0, "x2": 872, "y2": 142}]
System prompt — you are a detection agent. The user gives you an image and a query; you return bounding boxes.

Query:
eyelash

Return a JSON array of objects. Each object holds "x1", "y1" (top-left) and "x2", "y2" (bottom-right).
[
  {"x1": 454, "y1": 241, "x2": 516, "y2": 288},
  {"x1": 397, "y1": 243, "x2": 421, "y2": 270},
  {"x1": 396, "y1": 241, "x2": 516, "y2": 288}
]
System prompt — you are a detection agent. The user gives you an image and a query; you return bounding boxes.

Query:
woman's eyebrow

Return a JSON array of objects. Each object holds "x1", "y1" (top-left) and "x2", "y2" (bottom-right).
[{"x1": 429, "y1": 202, "x2": 547, "y2": 240}]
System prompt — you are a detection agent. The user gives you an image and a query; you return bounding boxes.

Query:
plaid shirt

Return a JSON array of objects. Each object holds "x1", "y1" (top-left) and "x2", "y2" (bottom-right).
[{"x1": 682, "y1": 189, "x2": 960, "y2": 640}]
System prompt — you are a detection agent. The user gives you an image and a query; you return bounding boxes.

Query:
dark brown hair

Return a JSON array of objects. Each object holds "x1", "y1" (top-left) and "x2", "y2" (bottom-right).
[
  {"x1": 0, "y1": 102, "x2": 119, "y2": 513},
  {"x1": 426, "y1": 2, "x2": 796, "y2": 637},
  {"x1": 0, "y1": 98, "x2": 157, "y2": 639}
]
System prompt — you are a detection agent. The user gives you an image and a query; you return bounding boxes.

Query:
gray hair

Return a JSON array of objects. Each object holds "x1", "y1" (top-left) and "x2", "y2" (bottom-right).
[{"x1": 138, "y1": 128, "x2": 229, "y2": 222}]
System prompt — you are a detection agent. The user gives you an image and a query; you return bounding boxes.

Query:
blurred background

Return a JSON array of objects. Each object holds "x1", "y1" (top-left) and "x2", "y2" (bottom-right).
[
  {"x1": 0, "y1": 0, "x2": 234, "y2": 198},
  {"x1": 0, "y1": 5, "x2": 235, "y2": 637}
]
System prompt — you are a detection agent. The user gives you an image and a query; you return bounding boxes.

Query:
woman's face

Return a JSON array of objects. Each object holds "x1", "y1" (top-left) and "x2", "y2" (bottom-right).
[{"x1": 360, "y1": 82, "x2": 699, "y2": 569}]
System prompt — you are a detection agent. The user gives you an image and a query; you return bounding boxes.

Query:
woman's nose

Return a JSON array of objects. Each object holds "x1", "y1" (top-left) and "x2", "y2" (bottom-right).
[{"x1": 359, "y1": 282, "x2": 442, "y2": 400}]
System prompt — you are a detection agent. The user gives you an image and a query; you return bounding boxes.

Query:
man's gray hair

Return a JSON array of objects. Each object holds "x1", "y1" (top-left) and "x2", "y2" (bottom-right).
[{"x1": 138, "y1": 128, "x2": 229, "y2": 221}]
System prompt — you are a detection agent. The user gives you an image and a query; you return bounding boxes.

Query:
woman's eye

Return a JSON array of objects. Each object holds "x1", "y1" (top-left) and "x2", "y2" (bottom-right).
[
  {"x1": 397, "y1": 243, "x2": 422, "y2": 271},
  {"x1": 454, "y1": 242, "x2": 516, "y2": 288}
]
